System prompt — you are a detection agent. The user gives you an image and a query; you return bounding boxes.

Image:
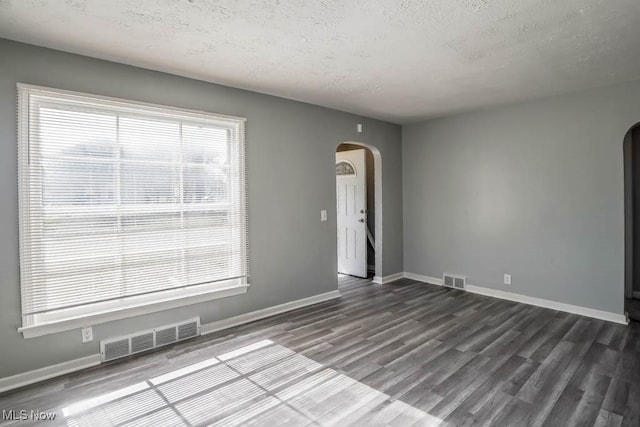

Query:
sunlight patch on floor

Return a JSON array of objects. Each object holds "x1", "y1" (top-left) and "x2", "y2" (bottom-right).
[{"x1": 61, "y1": 339, "x2": 443, "y2": 426}]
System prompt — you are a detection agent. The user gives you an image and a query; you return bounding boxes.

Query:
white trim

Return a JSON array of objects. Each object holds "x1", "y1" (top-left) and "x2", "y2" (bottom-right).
[
  {"x1": 466, "y1": 284, "x2": 627, "y2": 325},
  {"x1": 17, "y1": 83, "x2": 246, "y2": 124},
  {"x1": 20, "y1": 284, "x2": 249, "y2": 339},
  {"x1": 201, "y1": 290, "x2": 341, "y2": 335},
  {"x1": 0, "y1": 354, "x2": 101, "y2": 394},
  {"x1": 403, "y1": 272, "x2": 443, "y2": 286},
  {"x1": 2, "y1": 275, "x2": 625, "y2": 395},
  {"x1": 404, "y1": 271, "x2": 627, "y2": 325},
  {"x1": 1, "y1": 290, "x2": 341, "y2": 394},
  {"x1": 372, "y1": 272, "x2": 405, "y2": 284}
]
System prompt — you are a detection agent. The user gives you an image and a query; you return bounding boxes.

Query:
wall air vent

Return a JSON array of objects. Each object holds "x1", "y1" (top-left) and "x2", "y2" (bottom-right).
[
  {"x1": 155, "y1": 327, "x2": 177, "y2": 347},
  {"x1": 103, "y1": 338, "x2": 130, "y2": 362},
  {"x1": 131, "y1": 332, "x2": 154, "y2": 353},
  {"x1": 443, "y1": 273, "x2": 466, "y2": 290},
  {"x1": 100, "y1": 317, "x2": 200, "y2": 362},
  {"x1": 178, "y1": 321, "x2": 199, "y2": 340}
]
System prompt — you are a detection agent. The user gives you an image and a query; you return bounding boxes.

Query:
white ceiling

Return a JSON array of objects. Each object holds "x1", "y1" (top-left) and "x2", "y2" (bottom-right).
[{"x1": 1, "y1": 0, "x2": 640, "y2": 123}]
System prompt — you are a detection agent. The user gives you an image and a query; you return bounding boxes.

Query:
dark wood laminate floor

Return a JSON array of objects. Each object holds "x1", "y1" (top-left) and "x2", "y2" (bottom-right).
[{"x1": 1, "y1": 275, "x2": 639, "y2": 426}]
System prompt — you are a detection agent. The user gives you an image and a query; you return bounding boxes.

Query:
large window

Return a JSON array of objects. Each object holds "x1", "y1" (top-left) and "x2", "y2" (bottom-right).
[{"x1": 18, "y1": 85, "x2": 248, "y2": 337}]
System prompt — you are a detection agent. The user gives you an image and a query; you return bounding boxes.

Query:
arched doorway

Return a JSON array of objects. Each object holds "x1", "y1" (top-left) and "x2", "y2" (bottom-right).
[
  {"x1": 335, "y1": 142, "x2": 382, "y2": 282},
  {"x1": 624, "y1": 122, "x2": 640, "y2": 321}
]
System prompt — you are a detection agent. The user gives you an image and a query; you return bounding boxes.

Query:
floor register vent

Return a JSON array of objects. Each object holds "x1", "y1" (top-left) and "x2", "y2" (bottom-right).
[
  {"x1": 443, "y1": 273, "x2": 466, "y2": 290},
  {"x1": 100, "y1": 317, "x2": 200, "y2": 362}
]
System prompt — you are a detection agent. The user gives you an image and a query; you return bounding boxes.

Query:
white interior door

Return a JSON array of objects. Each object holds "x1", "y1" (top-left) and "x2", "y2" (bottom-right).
[{"x1": 336, "y1": 149, "x2": 367, "y2": 278}]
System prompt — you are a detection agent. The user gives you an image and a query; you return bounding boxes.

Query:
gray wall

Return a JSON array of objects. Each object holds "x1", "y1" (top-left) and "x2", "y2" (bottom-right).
[
  {"x1": 403, "y1": 80, "x2": 640, "y2": 315},
  {"x1": 337, "y1": 144, "x2": 375, "y2": 267},
  {"x1": 0, "y1": 39, "x2": 403, "y2": 378}
]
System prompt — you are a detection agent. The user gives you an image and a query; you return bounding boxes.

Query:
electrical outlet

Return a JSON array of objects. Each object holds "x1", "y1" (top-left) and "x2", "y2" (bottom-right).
[
  {"x1": 504, "y1": 274, "x2": 512, "y2": 285},
  {"x1": 320, "y1": 210, "x2": 327, "y2": 222},
  {"x1": 82, "y1": 326, "x2": 93, "y2": 343}
]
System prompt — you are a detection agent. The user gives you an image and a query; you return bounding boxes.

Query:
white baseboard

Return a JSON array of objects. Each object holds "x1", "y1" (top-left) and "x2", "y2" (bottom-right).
[
  {"x1": 404, "y1": 271, "x2": 627, "y2": 325},
  {"x1": 0, "y1": 290, "x2": 341, "y2": 395},
  {"x1": 372, "y1": 272, "x2": 405, "y2": 285},
  {"x1": 1, "y1": 275, "x2": 626, "y2": 394},
  {"x1": 200, "y1": 290, "x2": 342, "y2": 335},
  {"x1": 466, "y1": 285, "x2": 627, "y2": 325},
  {"x1": 0, "y1": 354, "x2": 101, "y2": 395},
  {"x1": 403, "y1": 272, "x2": 443, "y2": 286}
]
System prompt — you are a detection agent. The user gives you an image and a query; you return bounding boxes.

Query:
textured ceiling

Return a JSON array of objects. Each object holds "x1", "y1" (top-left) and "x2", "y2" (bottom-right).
[{"x1": 1, "y1": 0, "x2": 640, "y2": 123}]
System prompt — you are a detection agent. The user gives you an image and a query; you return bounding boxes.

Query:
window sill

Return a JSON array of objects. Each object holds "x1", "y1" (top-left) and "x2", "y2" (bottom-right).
[{"x1": 19, "y1": 282, "x2": 250, "y2": 339}]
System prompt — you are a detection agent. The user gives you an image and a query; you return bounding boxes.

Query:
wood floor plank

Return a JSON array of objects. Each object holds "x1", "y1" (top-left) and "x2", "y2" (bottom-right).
[{"x1": 0, "y1": 274, "x2": 638, "y2": 426}]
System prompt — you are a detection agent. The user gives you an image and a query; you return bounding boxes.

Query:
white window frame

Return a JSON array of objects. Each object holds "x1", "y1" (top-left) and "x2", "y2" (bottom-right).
[{"x1": 17, "y1": 84, "x2": 249, "y2": 339}]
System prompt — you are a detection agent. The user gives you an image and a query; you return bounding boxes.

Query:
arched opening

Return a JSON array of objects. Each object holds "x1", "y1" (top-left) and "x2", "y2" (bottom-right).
[
  {"x1": 335, "y1": 142, "x2": 382, "y2": 282},
  {"x1": 624, "y1": 122, "x2": 640, "y2": 321}
]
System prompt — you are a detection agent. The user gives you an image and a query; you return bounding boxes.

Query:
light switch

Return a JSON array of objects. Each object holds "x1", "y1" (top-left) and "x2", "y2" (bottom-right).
[{"x1": 321, "y1": 210, "x2": 327, "y2": 222}]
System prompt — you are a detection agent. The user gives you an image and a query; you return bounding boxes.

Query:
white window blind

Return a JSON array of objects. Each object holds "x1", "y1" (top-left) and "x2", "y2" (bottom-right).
[{"x1": 18, "y1": 85, "x2": 248, "y2": 330}]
